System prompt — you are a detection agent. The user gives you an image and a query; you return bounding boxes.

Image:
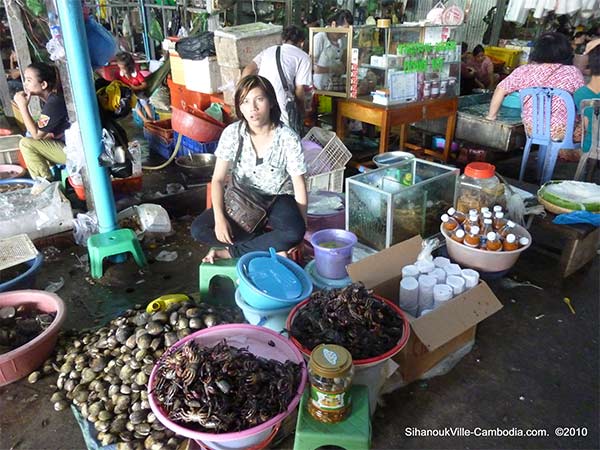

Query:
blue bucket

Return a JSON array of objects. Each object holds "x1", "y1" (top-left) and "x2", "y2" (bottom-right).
[{"x1": 234, "y1": 289, "x2": 293, "y2": 333}]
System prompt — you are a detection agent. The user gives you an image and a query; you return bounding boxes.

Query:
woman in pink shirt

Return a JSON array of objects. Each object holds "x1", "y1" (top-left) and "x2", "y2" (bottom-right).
[
  {"x1": 486, "y1": 32, "x2": 584, "y2": 150},
  {"x1": 471, "y1": 45, "x2": 495, "y2": 90}
]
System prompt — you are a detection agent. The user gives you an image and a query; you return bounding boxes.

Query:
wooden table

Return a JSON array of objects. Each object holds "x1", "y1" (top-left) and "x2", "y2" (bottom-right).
[{"x1": 335, "y1": 96, "x2": 458, "y2": 162}]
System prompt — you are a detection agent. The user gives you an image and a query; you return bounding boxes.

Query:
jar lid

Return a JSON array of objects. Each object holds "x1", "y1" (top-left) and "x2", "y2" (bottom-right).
[
  {"x1": 464, "y1": 162, "x2": 496, "y2": 179},
  {"x1": 309, "y1": 344, "x2": 353, "y2": 378}
]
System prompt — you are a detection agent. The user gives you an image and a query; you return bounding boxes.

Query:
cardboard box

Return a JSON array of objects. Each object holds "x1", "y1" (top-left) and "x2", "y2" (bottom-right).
[{"x1": 347, "y1": 235, "x2": 503, "y2": 385}]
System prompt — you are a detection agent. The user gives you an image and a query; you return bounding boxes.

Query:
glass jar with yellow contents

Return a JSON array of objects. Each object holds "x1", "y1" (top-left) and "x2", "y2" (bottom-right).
[{"x1": 307, "y1": 344, "x2": 354, "y2": 423}]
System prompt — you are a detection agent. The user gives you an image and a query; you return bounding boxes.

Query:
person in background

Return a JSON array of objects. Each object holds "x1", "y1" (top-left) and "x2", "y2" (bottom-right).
[
  {"x1": 572, "y1": 31, "x2": 587, "y2": 55},
  {"x1": 470, "y1": 44, "x2": 495, "y2": 90},
  {"x1": 460, "y1": 42, "x2": 476, "y2": 95},
  {"x1": 312, "y1": 9, "x2": 353, "y2": 91},
  {"x1": 6, "y1": 50, "x2": 23, "y2": 96},
  {"x1": 486, "y1": 32, "x2": 584, "y2": 161},
  {"x1": 191, "y1": 75, "x2": 307, "y2": 263},
  {"x1": 114, "y1": 51, "x2": 154, "y2": 122},
  {"x1": 15, "y1": 62, "x2": 70, "y2": 180},
  {"x1": 242, "y1": 25, "x2": 312, "y2": 129},
  {"x1": 574, "y1": 41, "x2": 600, "y2": 161}
]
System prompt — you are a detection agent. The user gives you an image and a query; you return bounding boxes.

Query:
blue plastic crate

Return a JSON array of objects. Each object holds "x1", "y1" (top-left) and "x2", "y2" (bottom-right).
[
  {"x1": 143, "y1": 128, "x2": 175, "y2": 160},
  {"x1": 173, "y1": 131, "x2": 218, "y2": 155}
]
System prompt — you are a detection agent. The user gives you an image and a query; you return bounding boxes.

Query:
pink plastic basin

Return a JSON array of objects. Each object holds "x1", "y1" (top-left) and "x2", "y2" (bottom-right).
[
  {"x1": 148, "y1": 324, "x2": 307, "y2": 448},
  {"x1": 0, "y1": 290, "x2": 66, "y2": 386},
  {"x1": 0, "y1": 164, "x2": 26, "y2": 180}
]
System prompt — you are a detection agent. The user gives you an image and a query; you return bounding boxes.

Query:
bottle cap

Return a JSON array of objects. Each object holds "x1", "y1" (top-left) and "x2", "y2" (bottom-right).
[
  {"x1": 309, "y1": 344, "x2": 353, "y2": 378},
  {"x1": 447, "y1": 207, "x2": 456, "y2": 215},
  {"x1": 506, "y1": 234, "x2": 516, "y2": 243},
  {"x1": 519, "y1": 236, "x2": 530, "y2": 246},
  {"x1": 495, "y1": 211, "x2": 504, "y2": 219},
  {"x1": 469, "y1": 209, "x2": 478, "y2": 216},
  {"x1": 470, "y1": 226, "x2": 480, "y2": 234},
  {"x1": 487, "y1": 231, "x2": 496, "y2": 241},
  {"x1": 455, "y1": 229, "x2": 465, "y2": 238},
  {"x1": 464, "y1": 162, "x2": 496, "y2": 179},
  {"x1": 441, "y1": 214, "x2": 449, "y2": 222},
  {"x1": 507, "y1": 220, "x2": 515, "y2": 227},
  {"x1": 483, "y1": 211, "x2": 492, "y2": 219},
  {"x1": 484, "y1": 218, "x2": 493, "y2": 224},
  {"x1": 480, "y1": 207, "x2": 490, "y2": 213},
  {"x1": 493, "y1": 205, "x2": 503, "y2": 212}
]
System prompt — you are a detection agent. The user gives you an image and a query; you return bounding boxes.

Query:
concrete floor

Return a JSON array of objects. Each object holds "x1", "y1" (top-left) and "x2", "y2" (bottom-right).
[{"x1": 0, "y1": 132, "x2": 598, "y2": 449}]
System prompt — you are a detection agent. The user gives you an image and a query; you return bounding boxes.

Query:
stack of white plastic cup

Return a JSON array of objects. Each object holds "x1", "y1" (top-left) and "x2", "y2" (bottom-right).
[
  {"x1": 433, "y1": 284, "x2": 453, "y2": 309},
  {"x1": 446, "y1": 275, "x2": 466, "y2": 296},
  {"x1": 399, "y1": 276, "x2": 419, "y2": 317},
  {"x1": 418, "y1": 274, "x2": 436, "y2": 315},
  {"x1": 461, "y1": 269, "x2": 480, "y2": 289}
]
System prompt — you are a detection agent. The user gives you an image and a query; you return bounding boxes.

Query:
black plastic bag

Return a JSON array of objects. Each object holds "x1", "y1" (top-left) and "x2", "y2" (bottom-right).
[
  {"x1": 176, "y1": 32, "x2": 216, "y2": 60},
  {"x1": 97, "y1": 112, "x2": 133, "y2": 179}
]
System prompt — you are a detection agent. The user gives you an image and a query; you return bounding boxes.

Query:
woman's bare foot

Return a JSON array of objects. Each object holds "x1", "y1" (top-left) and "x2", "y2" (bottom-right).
[
  {"x1": 276, "y1": 251, "x2": 289, "y2": 259},
  {"x1": 202, "y1": 248, "x2": 232, "y2": 263}
]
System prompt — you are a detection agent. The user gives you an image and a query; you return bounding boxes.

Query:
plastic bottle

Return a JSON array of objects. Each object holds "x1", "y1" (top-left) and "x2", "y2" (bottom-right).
[
  {"x1": 498, "y1": 220, "x2": 516, "y2": 238},
  {"x1": 481, "y1": 211, "x2": 493, "y2": 228},
  {"x1": 464, "y1": 225, "x2": 480, "y2": 248},
  {"x1": 518, "y1": 236, "x2": 530, "y2": 248},
  {"x1": 480, "y1": 218, "x2": 493, "y2": 247},
  {"x1": 480, "y1": 207, "x2": 490, "y2": 215},
  {"x1": 485, "y1": 232, "x2": 502, "y2": 251},
  {"x1": 451, "y1": 228, "x2": 465, "y2": 243},
  {"x1": 503, "y1": 233, "x2": 519, "y2": 251},
  {"x1": 441, "y1": 213, "x2": 459, "y2": 232},
  {"x1": 493, "y1": 205, "x2": 503, "y2": 214},
  {"x1": 493, "y1": 211, "x2": 507, "y2": 231},
  {"x1": 464, "y1": 213, "x2": 479, "y2": 233},
  {"x1": 447, "y1": 207, "x2": 466, "y2": 224}
]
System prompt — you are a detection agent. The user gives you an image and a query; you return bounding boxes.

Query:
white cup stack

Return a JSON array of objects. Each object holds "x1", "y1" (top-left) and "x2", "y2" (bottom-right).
[
  {"x1": 415, "y1": 260, "x2": 435, "y2": 274},
  {"x1": 446, "y1": 275, "x2": 466, "y2": 296},
  {"x1": 401, "y1": 264, "x2": 420, "y2": 279},
  {"x1": 433, "y1": 284, "x2": 454, "y2": 309},
  {"x1": 433, "y1": 256, "x2": 451, "y2": 268},
  {"x1": 444, "y1": 263, "x2": 462, "y2": 277},
  {"x1": 418, "y1": 274, "x2": 436, "y2": 315},
  {"x1": 431, "y1": 267, "x2": 447, "y2": 284},
  {"x1": 399, "y1": 277, "x2": 419, "y2": 317},
  {"x1": 461, "y1": 269, "x2": 480, "y2": 289}
]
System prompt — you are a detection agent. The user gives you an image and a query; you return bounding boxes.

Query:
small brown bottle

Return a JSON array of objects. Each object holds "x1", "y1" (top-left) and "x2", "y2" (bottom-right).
[
  {"x1": 503, "y1": 233, "x2": 519, "y2": 251},
  {"x1": 464, "y1": 225, "x2": 481, "y2": 248},
  {"x1": 498, "y1": 220, "x2": 516, "y2": 238},
  {"x1": 451, "y1": 228, "x2": 465, "y2": 244},
  {"x1": 485, "y1": 232, "x2": 502, "y2": 251},
  {"x1": 464, "y1": 213, "x2": 479, "y2": 233},
  {"x1": 518, "y1": 236, "x2": 530, "y2": 248},
  {"x1": 447, "y1": 207, "x2": 467, "y2": 225},
  {"x1": 441, "y1": 213, "x2": 459, "y2": 232},
  {"x1": 493, "y1": 211, "x2": 507, "y2": 231}
]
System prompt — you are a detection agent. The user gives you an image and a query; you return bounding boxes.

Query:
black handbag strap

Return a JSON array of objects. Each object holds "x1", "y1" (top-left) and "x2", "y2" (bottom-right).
[{"x1": 276, "y1": 46, "x2": 294, "y2": 95}]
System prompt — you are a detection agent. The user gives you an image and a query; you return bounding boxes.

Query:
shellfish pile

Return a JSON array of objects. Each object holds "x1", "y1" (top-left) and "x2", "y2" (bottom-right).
[
  {"x1": 47, "y1": 300, "x2": 243, "y2": 450},
  {"x1": 152, "y1": 340, "x2": 303, "y2": 433},
  {"x1": 290, "y1": 283, "x2": 405, "y2": 360}
]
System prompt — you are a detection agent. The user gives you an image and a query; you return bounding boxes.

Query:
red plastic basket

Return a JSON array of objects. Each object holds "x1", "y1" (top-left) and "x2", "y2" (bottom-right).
[
  {"x1": 171, "y1": 107, "x2": 225, "y2": 143},
  {"x1": 68, "y1": 176, "x2": 142, "y2": 201}
]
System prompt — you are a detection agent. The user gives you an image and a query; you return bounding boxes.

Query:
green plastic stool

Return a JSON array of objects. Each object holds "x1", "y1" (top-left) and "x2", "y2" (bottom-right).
[
  {"x1": 87, "y1": 228, "x2": 147, "y2": 279},
  {"x1": 199, "y1": 257, "x2": 239, "y2": 307},
  {"x1": 294, "y1": 385, "x2": 371, "y2": 450}
]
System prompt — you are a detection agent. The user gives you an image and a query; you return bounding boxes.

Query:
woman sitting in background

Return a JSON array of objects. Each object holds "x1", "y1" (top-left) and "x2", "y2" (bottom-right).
[
  {"x1": 470, "y1": 44, "x2": 496, "y2": 90},
  {"x1": 191, "y1": 75, "x2": 307, "y2": 263},
  {"x1": 574, "y1": 40, "x2": 600, "y2": 165},
  {"x1": 486, "y1": 32, "x2": 584, "y2": 161}
]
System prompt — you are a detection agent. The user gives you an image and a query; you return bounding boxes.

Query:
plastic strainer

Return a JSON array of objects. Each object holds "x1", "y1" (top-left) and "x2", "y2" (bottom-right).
[
  {"x1": 247, "y1": 248, "x2": 302, "y2": 300},
  {"x1": 0, "y1": 234, "x2": 39, "y2": 271}
]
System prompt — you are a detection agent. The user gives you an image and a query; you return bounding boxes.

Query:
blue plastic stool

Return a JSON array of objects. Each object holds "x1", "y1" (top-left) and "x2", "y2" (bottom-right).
[
  {"x1": 518, "y1": 87, "x2": 580, "y2": 184},
  {"x1": 294, "y1": 385, "x2": 371, "y2": 450},
  {"x1": 199, "y1": 257, "x2": 239, "y2": 307},
  {"x1": 87, "y1": 228, "x2": 147, "y2": 279}
]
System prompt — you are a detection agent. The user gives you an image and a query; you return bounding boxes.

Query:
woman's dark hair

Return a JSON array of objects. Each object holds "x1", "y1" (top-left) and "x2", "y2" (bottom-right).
[
  {"x1": 282, "y1": 25, "x2": 304, "y2": 44},
  {"x1": 461, "y1": 42, "x2": 468, "y2": 53},
  {"x1": 234, "y1": 75, "x2": 281, "y2": 126},
  {"x1": 588, "y1": 45, "x2": 600, "y2": 76},
  {"x1": 115, "y1": 51, "x2": 135, "y2": 74},
  {"x1": 530, "y1": 32, "x2": 574, "y2": 65},
  {"x1": 327, "y1": 9, "x2": 353, "y2": 26},
  {"x1": 27, "y1": 62, "x2": 59, "y2": 91},
  {"x1": 472, "y1": 45, "x2": 484, "y2": 56}
]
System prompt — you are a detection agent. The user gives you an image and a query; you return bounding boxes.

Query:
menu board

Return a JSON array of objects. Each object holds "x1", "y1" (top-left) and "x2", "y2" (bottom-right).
[{"x1": 388, "y1": 71, "x2": 418, "y2": 103}]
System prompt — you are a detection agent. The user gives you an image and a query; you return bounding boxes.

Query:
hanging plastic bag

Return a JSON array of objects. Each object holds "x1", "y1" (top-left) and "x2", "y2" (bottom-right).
[
  {"x1": 98, "y1": 129, "x2": 133, "y2": 179},
  {"x1": 86, "y1": 16, "x2": 117, "y2": 68},
  {"x1": 122, "y1": 13, "x2": 132, "y2": 38},
  {"x1": 46, "y1": 37, "x2": 65, "y2": 61},
  {"x1": 149, "y1": 15, "x2": 164, "y2": 42}
]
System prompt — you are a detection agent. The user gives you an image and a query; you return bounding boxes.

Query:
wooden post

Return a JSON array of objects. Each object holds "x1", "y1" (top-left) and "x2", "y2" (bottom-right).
[
  {"x1": 0, "y1": 50, "x2": 13, "y2": 117},
  {"x1": 5, "y1": 0, "x2": 41, "y2": 116},
  {"x1": 489, "y1": 0, "x2": 508, "y2": 47}
]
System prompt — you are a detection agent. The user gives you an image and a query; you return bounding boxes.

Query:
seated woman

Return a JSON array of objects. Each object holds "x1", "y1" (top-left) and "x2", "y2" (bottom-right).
[
  {"x1": 486, "y1": 32, "x2": 584, "y2": 160},
  {"x1": 470, "y1": 44, "x2": 496, "y2": 90},
  {"x1": 191, "y1": 75, "x2": 307, "y2": 263},
  {"x1": 15, "y1": 62, "x2": 70, "y2": 180}
]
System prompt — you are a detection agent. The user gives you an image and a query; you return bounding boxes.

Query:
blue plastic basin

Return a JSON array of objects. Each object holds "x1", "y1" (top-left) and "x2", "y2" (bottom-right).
[
  {"x1": 0, "y1": 253, "x2": 44, "y2": 292},
  {"x1": 237, "y1": 251, "x2": 313, "y2": 310}
]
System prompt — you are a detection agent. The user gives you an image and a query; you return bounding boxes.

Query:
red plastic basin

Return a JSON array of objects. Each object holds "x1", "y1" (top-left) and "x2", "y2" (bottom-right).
[
  {"x1": 0, "y1": 290, "x2": 66, "y2": 386},
  {"x1": 171, "y1": 107, "x2": 225, "y2": 143}
]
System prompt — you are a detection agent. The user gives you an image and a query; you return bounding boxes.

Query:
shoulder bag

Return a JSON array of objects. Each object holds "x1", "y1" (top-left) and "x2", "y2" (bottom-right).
[
  {"x1": 223, "y1": 125, "x2": 275, "y2": 234},
  {"x1": 276, "y1": 46, "x2": 304, "y2": 135}
]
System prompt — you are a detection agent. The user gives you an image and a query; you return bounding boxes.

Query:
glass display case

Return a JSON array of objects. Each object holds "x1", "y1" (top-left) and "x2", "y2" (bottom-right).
[
  {"x1": 346, "y1": 159, "x2": 459, "y2": 250},
  {"x1": 351, "y1": 24, "x2": 461, "y2": 105}
]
